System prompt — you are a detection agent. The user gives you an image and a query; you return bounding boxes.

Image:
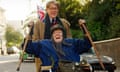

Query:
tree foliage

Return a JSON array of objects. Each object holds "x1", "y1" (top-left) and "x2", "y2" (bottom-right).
[
  {"x1": 57, "y1": 0, "x2": 83, "y2": 29},
  {"x1": 5, "y1": 25, "x2": 23, "y2": 47},
  {"x1": 57, "y1": 0, "x2": 120, "y2": 41}
]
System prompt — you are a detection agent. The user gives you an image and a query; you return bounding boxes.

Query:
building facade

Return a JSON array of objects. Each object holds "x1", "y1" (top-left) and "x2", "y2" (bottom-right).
[{"x1": 0, "y1": 7, "x2": 6, "y2": 55}]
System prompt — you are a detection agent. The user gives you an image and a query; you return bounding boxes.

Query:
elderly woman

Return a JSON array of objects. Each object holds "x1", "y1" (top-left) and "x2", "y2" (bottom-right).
[{"x1": 25, "y1": 24, "x2": 92, "y2": 72}]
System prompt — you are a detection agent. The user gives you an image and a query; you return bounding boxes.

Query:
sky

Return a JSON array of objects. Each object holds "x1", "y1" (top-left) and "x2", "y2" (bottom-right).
[{"x1": 0, "y1": 0, "x2": 46, "y2": 20}]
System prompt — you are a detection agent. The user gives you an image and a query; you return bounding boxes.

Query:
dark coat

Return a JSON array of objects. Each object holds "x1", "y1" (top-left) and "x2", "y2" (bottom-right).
[{"x1": 25, "y1": 38, "x2": 91, "y2": 72}]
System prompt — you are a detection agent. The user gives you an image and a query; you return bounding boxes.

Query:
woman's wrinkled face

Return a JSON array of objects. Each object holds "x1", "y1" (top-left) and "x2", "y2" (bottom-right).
[
  {"x1": 46, "y1": 3, "x2": 59, "y2": 18},
  {"x1": 52, "y1": 29, "x2": 63, "y2": 43}
]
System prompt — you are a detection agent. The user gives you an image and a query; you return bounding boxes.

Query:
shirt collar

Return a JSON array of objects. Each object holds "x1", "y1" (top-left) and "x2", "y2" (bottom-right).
[{"x1": 49, "y1": 17, "x2": 56, "y2": 23}]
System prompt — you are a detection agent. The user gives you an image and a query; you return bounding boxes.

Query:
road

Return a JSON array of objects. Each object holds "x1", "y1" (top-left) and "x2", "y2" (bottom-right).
[
  {"x1": 0, "y1": 54, "x2": 19, "y2": 64},
  {"x1": 0, "y1": 54, "x2": 36, "y2": 72},
  {"x1": 0, "y1": 54, "x2": 119, "y2": 72}
]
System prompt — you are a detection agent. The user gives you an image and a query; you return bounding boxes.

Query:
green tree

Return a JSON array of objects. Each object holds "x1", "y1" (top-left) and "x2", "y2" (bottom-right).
[
  {"x1": 83, "y1": 0, "x2": 113, "y2": 40},
  {"x1": 108, "y1": 14, "x2": 120, "y2": 38},
  {"x1": 5, "y1": 25, "x2": 23, "y2": 47},
  {"x1": 57, "y1": 0, "x2": 86, "y2": 38},
  {"x1": 57, "y1": 0, "x2": 83, "y2": 29},
  {"x1": 84, "y1": 0, "x2": 120, "y2": 40},
  {"x1": 57, "y1": 0, "x2": 120, "y2": 40},
  {"x1": 108, "y1": 0, "x2": 120, "y2": 38}
]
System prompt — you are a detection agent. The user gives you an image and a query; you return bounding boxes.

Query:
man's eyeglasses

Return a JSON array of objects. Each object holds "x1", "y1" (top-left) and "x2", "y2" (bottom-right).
[{"x1": 48, "y1": 7, "x2": 58, "y2": 10}]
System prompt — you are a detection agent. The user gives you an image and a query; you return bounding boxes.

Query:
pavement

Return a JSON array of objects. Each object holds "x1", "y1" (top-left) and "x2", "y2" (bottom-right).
[
  {"x1": 0, "y1": 54, "x2": 35, "y2": 72},
  {"x1": 0, "y1": 54, "x2": 19, "y2": 64}
]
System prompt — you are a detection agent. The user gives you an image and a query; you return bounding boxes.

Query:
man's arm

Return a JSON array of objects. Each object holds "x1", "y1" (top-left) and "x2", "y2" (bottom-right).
[{"x1": 32, "y1": 19, "x2": 45, "y2": 41}]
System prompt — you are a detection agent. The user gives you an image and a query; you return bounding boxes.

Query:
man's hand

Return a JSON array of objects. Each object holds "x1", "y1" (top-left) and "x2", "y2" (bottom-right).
[{"x1": 78, "y1": 19, "x2": 86, "y2": 26}]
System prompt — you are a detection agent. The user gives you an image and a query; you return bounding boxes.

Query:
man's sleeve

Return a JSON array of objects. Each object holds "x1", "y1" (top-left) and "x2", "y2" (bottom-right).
[
  {"x1": 61, "y1": 18, "x2": 72, "y2": 38},
  {"x1": 32, "y1": 19, "x2": 45, "y2": 41}
]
